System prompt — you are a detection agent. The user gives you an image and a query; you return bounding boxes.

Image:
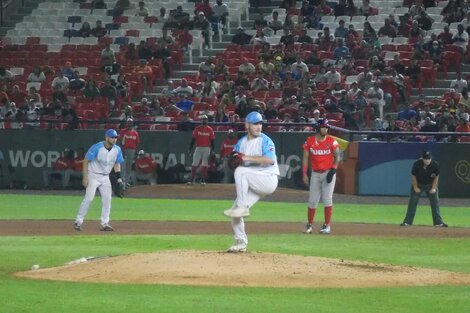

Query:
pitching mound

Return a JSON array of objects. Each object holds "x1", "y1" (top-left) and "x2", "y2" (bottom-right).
[{"x1": 15, "y1": 251, "x2": 470, "y2": 288}]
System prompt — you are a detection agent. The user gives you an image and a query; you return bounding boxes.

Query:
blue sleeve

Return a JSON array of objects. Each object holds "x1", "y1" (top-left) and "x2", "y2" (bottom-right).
[
  {"x1": 262, "y1": 135, "x2": 276, "y2": 161},
  {"x1": 115, "y1": 146, "x2": 125, "y2": 164},
  {"x1": 85, "y1": 142, "x2": 102, "y2": 161}
]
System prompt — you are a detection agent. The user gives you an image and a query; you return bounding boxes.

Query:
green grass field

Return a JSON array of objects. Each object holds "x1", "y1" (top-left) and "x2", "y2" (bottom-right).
[{"x1": 1, "y1": 194, "x2": 470, "y2": 313}]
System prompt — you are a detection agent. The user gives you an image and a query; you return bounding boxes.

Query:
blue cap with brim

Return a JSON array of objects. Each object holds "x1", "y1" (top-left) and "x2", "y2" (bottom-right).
[
  {"x1": 105, "y1": 129, "x2": 118, "y2": 138},
  {"x1": 245, "y1": 111, "x2": 263, "y2": 124}
]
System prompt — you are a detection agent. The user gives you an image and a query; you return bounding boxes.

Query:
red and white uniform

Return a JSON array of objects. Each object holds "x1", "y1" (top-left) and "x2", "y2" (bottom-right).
[
  {"x1": 220, "y1": 137, "x2": 237, "y2": 158},
  {"x1": 119, "y1": 128, "x2": 140, "y2": 183},
  {"x1": 135, "y1": 156, "x2": 158, "y2": 174},
  {"x1": 303, "y1": 135, "x2": 339, "y2": 172},
  {"x1": 220, "y1": 137, "x2": 238, "y2": 184},
  {"x1": 192, "y1": 125, "x2": 215, "y2": 148},
  {"x1": 53, "y1": 157, "x2": 72, "y2": 170},
  {"x1": 302, "y1": 134, "x2": 339, "y2": 214},
  {"x1": 191, "y1": 125, "x2": 215, "y2": 167},
  {"x1": 72, "y1": 156, "x2": 84, "y2": 172},
  {"x1": 119, "y1": 128, "x2": 140, "y2": 150}
]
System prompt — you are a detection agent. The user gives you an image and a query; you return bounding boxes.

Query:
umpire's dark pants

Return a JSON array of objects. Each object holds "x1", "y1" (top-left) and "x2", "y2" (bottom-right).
[{"x1": 403, "y1": 184, "x2": 444, "y2": 225}]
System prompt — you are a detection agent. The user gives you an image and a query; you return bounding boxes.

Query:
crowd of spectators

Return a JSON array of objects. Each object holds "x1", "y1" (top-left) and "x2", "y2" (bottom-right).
[{"x1": 0, "y1": 0, "x2": 470, "y2": 140}]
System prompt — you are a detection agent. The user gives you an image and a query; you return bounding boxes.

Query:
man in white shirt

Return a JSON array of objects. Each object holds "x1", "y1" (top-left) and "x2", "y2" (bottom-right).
[
  {"x1": 291, "y1": 57, "x2": 309, "y2": 75},
  {"x1": 212, "y1": 0, "x2": 228, "y2": 34},
  {"x1": 452, "y1": 24, "x2": 469, "y2": 53},
  {"x1": 198, "y1": 58, "x2": 215, "y2": 77},
  {"x1": 51, "y1": 72, "x2": 69, "y2": 92},
  {"x1": 135, "y1": 1, "x2": 149, "y2": 17},
  {"x1": 238, "y1": 58, "x2": 256, "y2": 74},
  {"x1": 171, "y1": 79, "x2": 193, "y2": 97},
  {"x1": 450, "y1": 72, "x2": 468, "y2": 93},
  {"x1": 250, "y1": 72, "x2": 269, "y2": 91},
  {"x1": 323, "y1": 67, "x2": 342, "y2": 87},
  {"x1": 367, "y1": 81, "x2": 386, "y2": 120}
]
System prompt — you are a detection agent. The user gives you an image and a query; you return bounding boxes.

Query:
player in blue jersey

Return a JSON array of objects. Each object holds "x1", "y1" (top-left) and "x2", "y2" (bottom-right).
[
  {"x1": 223, "y1": 111, "x2": 280, "y2": 252},
  {"x1": 74, "y1": 129, "x2": 124, "y2": 231}
]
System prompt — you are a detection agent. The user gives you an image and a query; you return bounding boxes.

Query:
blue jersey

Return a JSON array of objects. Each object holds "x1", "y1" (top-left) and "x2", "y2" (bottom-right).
[
  {"x1": 234, "y1": 133, "x2": 280, "y2": 175},
  {"x1": 85, "y1": 141, "x2": 124, "y2": 175}
]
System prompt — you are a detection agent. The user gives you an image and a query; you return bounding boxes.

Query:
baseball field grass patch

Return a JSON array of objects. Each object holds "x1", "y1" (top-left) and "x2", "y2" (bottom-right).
[
  {"x1": 1, "y1": 235, "x2": 470, "y2": 312},
  {"x1": 0, "y1": 195, "x2": 469, "y2": 227}
]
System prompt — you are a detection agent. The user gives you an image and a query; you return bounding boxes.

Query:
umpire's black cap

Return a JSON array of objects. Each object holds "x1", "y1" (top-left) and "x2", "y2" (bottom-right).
[{"x1": 421, "y1": 151, "x2": 432, "y2": 159}]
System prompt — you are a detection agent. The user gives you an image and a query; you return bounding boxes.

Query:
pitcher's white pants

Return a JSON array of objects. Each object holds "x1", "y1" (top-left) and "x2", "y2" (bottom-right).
[
  {"x1": 75, "y1": 172, "x2": 113, "y2": 226},
  {"x1": 308, "y1": 171, "x2": 336, "y2": 208},
  {"x1": 231, "y1": 166, "x2": 278, "y2": 245}
]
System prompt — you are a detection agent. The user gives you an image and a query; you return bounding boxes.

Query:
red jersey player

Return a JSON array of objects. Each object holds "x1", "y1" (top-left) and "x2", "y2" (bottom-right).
[
  {"x1": 302, "y1": 118, "x2": 340, "y2": 234},
  {"x1": 188, "y1": 115, "x2": 215, "y2": 184},
  {"x1": 119, "y1": 119, "x2": 140, "y2": 186},
  {"x1": 219, "y1": 129, "x2": 238, "y2": 183}
]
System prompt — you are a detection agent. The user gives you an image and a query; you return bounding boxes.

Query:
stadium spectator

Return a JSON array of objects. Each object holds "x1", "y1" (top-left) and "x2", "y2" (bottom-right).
[
  {"x1": 333, "y1": 39, "x2": 350, "y2": 60},
  {"x1": 268, "y1": 11, "x2": 283, "y2": 34},
  {"x1": 100, "y1": 79, "x2": 118, "y2": 107},
  {"x1": 449, "y1": 72, "x2": 468, "y2": 93},
  {"x1": 177, "y1": 111, "x2": 193, "y2": 131},
  {"x1": 8, "y1": 85, "x2": 27, "y2": 105},
  {"x1": 362, "y1": 22, "x2": 377, "y2": 44},
  {"x1": 135, "y1": 1, "x2": 149, "y2": 17},
  {"x1": 91, "y1": 20, "x2": 107, "y2": 37},
  {"x1": 280, "y1": 28, "x2": 295, "y2": 45},
  {"x1": 405, "y1": 59, "x2": 422, "y2": 84},
  {"x1": 324, "y1": 67, "x2": 342, "y2": 88},
  {"x1": 136, "y1": 40, "x2": 152, "y2": 61},
  {"x1": 27, "y1": 66, "x2": 46, "y2": 83},
  {"x1": 334, "y1": 20, "x2": 348, "y2": 38},
  {"x1": 67, "y1": 71, "x2": 85, "y2": 91},
  {"x1": 61, "y1": 61, "x2": 74, "y2": 80},
  {"x1": 437, "y1": 25, "x2": 453, "y2": 46},
  {"x1": 367, "y1": 81, "x2": 386, "y2": 120},
  {"x1": 199, "y1": 58, "x2": 215, "y2": 78},
  {"x1": 0, "y1": 67, "x2": 13, "y2": 84},
  {"x1": 153, "y1": 42, "x2": 172, "y2": 81},
  {"x1": 453, "y1": 24, "x2": 469, "y2": 54},
  {"x1": 51, "y1": 72, "x2": 69, "y2": 92},
  {"x1": 231, "y1": 27, "x2": 252, "y2": 45},
  {"x1": 398, "y1": 104, "x2": 418, "y2": 121},
  {"x1": 133, "y1": 59, "x2": 153, "y2": 94},
  {"x1": 83, "y1": 80, "x2": 101, "y2": 99},
  {"x1": 78, "y1": 22, "x2": 92, "y2": 37},
  {"x1": 157, "y1": 28, "x2": 174, "y2": 46},
  {"x1": 172, "y1": 79, "x2": 193, "y2": 98},
  {"x1": 113, "y1": 73, "x2": 128, "y2": 98},
  {"x1": 194, "y1": 11, "x2": 211, "y2": 49},
  {"x1": 211, "y1": 0, "x2": 228, "y2": 35},
  {"x1": 172, "y1": 95, "x2": 195, "y2": 112}
]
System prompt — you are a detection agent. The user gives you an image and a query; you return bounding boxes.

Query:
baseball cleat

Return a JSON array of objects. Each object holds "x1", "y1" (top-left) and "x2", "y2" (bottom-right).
[
  {"x1": 400, "y1": 222, "x2": 411, "y2": 226},
  {"x1": 319, "y1": 224, "x2": 331, "y2": 234},
  {"x1": 100, "y1": 223, "x2": 114, "y2": 231},
  {"x1": 227, "y1": 240, "x2": 247, "y2": 253},
  {"x1": 434, "y1": 223, "x2": 448, "y2": 227},
  {"x1": 304, "y1": 223, "x2": 313, "y2": 234},
  {"x1": 223, "y1": 207, "x2": 250, "y2": 218},
  {"x1": 73, "y1": 222, "x2": 82, "y2": 231}
]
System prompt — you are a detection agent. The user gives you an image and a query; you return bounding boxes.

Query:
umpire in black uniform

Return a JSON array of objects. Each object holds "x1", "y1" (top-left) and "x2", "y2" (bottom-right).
[{"x1": 400, "y1": 151, "x2": 448, "y2": 227}]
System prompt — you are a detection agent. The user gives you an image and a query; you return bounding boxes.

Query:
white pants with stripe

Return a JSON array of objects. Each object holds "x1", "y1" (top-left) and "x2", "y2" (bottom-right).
[
  {"x1": 308, "y1": 171, "x2": 336, "y2": 208},
  {"x1": 231, "y1": 166, "x2": 278, "y2": 245},
  {"x1": 75, "y1": 172, "x2": 113, "y2": 226}
]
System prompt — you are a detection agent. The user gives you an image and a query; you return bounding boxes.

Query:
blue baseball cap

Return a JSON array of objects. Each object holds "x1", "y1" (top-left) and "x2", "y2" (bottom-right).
[
  {"x1": 245, "y1": 111, "x2": 263, "y2": 124},
  {"x1": 105, "y1": 129, "x2": 118, "y2": 138}
]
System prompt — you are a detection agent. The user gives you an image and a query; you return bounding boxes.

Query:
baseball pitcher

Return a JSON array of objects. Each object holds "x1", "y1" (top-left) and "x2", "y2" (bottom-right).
[{"x1": 223, "y1": 111, "x2": 280, "y2": 252}]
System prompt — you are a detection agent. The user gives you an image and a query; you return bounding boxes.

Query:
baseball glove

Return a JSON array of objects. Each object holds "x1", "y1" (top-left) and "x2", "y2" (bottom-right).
[
  {"x1": 114, "y1": 179, "x2": 125, "y2": 198},
  {"x1": 228, "y1": 152, "x2": 244, "y2": 170},
  {"x1": 326, "y1": 168, "x2": 336, "y2": 184},
  {"x1": 110, "y1": 171, "x2": 125, "y2": 198}
]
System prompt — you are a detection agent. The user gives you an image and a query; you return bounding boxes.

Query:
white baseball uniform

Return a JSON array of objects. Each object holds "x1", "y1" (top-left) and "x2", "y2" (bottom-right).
[
  {"x1": 230, "y1": 133, "x2": 280, "y2": 246},
  {"x1": 75, "y1": 141, "x2": 124, "y2": 227}
]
